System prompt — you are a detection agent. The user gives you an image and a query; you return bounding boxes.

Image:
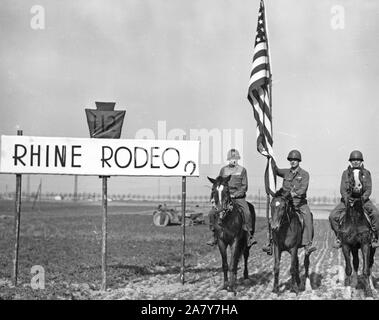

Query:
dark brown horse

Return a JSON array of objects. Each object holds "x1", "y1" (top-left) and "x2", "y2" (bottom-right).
[
  {"x1": 207, "y1": 175, "x2": 256, "y2": 293},
  {"x1": 271, "y1": 188, "x2": 311, "y2": 294},
  {"x1": 339, "y1": 197, "x2": 376, "y2": 297}
]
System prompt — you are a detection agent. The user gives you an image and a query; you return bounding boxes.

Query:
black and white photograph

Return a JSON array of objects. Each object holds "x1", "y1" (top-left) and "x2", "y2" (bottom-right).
[{"x1": 1, "y1": 0, "x2": 379, "y2": 306}]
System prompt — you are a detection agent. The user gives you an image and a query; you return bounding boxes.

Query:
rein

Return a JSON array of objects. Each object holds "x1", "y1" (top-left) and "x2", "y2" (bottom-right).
[{"x1": 215, "y1": 198, "x2": 234, "y2": 220}]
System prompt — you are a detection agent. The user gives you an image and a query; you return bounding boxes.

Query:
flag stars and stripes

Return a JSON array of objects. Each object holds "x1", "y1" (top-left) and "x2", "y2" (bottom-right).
[{"x1": 247, "y1": 0, "x2": 277, "y2": 196}]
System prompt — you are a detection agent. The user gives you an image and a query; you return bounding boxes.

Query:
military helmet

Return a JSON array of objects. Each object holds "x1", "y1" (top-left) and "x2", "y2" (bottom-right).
[
  {"x1": 227, "y1": 148, "x2": 241, "y2": 160},
  {"x1": 349, "y1": 150, "x2": 364, "y2": 161},
  {"x1": 287, "y1": 149, "x2": 302, "y2": 162}
]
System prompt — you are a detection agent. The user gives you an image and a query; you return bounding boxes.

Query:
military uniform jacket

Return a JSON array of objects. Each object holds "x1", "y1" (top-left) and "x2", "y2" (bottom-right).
[
  {"x1": 273, "y1": 163, "x2": 309, "y2": 204},
  {"x1": 219, "y1": 164, "x2": 248, "y2": 198},
  {"x1": 340, "y1": 165, "x2": 372, "y2": 201}
]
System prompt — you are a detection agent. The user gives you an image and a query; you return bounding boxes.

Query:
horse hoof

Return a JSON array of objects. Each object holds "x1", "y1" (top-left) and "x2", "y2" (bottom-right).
[
  {"x1": 291, "y1": 288, "x2": 299, "y2": 295},
  {"x1": 220, "y1": 283, "x2": 229, "y2": 291},
  {"x1": 365, "y1": 289, "x2": 373, "y2": 298},
  {"x1": 227, "y1": 286, "x2": 236, "y2": 293},
  {"x1": 272, "y1": 287, "x2": 279, "y2": 295}
]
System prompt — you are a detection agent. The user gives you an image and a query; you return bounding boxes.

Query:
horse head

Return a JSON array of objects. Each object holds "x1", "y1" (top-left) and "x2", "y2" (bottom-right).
[
  {"x1": 270, "y1": 188, "x2": 293, "y2": 231},
  {"x1": 350, "y1": 168, "x2": 363, "y2": 196},
  {"x1": 208, "y1": 175, "x2": 233, "y2": 221}
]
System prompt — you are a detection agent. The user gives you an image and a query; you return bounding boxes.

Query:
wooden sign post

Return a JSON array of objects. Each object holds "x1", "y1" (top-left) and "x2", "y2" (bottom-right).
[
  {"x1": 86, "y1": 101, "x2": 125, "y2": 291},
  {"x1": 101, "y1": 176, "x2": 109, "y2": 291},
  {"x1": 180, "y1": 175, "x2": 186, "y2": 284},
  {"x1": 12, "y1": 129, "x2": 23, "y2": 286}
]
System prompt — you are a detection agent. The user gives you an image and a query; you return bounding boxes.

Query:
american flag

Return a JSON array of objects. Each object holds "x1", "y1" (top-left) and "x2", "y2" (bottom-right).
[{"x1": 247, "y1": 0, "x2": 276, "y2": 196}]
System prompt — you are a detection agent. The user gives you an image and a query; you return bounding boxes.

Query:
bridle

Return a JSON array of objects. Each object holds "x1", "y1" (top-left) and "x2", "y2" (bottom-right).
[{"x1": 211, "y1": 185, "x2": 234, "y2": 221}]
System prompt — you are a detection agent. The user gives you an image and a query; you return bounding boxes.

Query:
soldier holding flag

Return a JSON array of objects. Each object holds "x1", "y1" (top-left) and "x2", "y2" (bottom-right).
[
  {"x1": 247, "y1": 1, "x2": 316, "y2": 256},
  {"x1": 262, "y1": 151, "x2": 317, "y2": 255}
]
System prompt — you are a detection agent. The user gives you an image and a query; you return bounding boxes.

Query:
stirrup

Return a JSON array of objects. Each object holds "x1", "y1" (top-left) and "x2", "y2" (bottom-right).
[
  {"x1": 305, "y1": 245, "x2": 317, "y2": 255},
  {"x1": 247, "y1": 235, "x2": 257, "y2": 247}
]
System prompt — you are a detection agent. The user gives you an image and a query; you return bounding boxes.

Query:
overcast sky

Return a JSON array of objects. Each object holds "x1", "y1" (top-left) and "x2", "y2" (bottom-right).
[{"x1": 1, "y1": 0, "x2": 379, "y2": 200}]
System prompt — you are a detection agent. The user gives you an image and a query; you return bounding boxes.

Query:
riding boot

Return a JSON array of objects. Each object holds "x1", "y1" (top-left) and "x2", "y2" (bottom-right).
[
  {"x1": 262, "y1": 242, "x2": 272, "y2": 255},
  {"x1": 206, "y1": 230, "x2": 218, "y2": 246},
  {"x1": 372, "y1": 239, "x2": 379, "y2": 248},
  {"x1": 332, "y1": 238, "x2": 342, "y2": 249},
  {"x1": 332, "y1": 229, "x2": 342, "y2": 249},
  {"x1": 371, "y1": 234, "x2": 379, "y2": 249}
]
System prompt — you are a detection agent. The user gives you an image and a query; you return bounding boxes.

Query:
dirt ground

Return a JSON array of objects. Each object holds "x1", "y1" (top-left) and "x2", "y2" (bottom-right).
[{"x1": 0, "y1": 200, "x2": 378, "y2": 300}]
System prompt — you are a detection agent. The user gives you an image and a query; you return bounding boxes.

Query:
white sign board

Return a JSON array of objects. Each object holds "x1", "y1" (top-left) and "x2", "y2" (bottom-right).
[{"x1": 0, "y1": 135, "x2": 200, "y2": 177}]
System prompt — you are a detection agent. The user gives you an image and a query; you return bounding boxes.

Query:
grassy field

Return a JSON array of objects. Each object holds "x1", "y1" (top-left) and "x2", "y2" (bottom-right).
[{"x1": 0, "y1": 200, "x2": 268, "y2": 299}]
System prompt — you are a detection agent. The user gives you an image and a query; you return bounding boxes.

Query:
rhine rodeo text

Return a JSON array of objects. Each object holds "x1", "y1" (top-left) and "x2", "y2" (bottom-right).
[{"x1": 12, "y1": 144, "x2": 181, "y2": 169}]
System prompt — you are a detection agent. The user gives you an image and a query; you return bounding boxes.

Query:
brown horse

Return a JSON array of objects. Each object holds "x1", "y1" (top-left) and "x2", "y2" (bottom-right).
[
  {"x1": 207, "y1": 175, "x2": 256, "y2": 293},
  {"x1": 339, "y1": 197, "x2": 376, "y2": 297},
  {"x1": 271, "y1": 188, "x2": 311, "y2": 294}
]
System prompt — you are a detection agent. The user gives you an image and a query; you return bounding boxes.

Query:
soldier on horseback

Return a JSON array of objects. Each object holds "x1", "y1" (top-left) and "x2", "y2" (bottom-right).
[
  {"x1": 206, "y1": 148, "x2": 256, "y2": 247},
  {"x1": 262, "y1": 150, "x2": 317, "y2": 255},
  {"x1": 329, "y1": 150, "x2": 379, "y2": 249}
]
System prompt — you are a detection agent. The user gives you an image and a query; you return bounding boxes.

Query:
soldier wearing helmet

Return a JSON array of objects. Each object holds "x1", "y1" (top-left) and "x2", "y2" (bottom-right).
[
  {"x1": 206, "y1": 148, "x2": 256, "y2": 247},
  {"x1": 262, "y1": 150, "x2": 317, "y2": 255},
  {"x1": 329, "y1": 150, "x2": 379, "y2": 249}
]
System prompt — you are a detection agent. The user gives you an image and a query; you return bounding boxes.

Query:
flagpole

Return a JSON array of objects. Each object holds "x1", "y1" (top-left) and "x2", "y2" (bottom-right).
[{"x1": 262, "y1": 0, "x2": 273, "y2": 251}]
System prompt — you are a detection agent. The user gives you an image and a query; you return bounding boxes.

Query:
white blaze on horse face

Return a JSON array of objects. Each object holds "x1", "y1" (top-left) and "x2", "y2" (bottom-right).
[
  {"x1": 353, "y1": 169, "x2": 362, "y2": 191},
  {"x1": 217, "y1": 185, "x2": 224, "y2": 205},
  {"x1": 275, "y1": 201, "x2": 280, "y2": 207}
]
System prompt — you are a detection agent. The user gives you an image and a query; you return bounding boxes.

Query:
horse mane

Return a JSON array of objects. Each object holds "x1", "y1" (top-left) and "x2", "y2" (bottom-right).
[{"x1": 274, "y1": 188, "x2": 291, "y2": 201}]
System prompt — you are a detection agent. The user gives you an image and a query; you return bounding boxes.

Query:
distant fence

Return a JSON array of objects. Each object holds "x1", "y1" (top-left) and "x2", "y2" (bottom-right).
[{"x1": 0, "y1": 192, "x2": 362, "y2": 205}]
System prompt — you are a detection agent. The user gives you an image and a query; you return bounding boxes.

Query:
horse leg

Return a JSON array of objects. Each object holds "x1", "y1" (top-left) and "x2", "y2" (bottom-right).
[
  {"x1": 229, "y1": 240, "x2": 244, "y2": 294},
  {"x1": 290, "y1": 247, "x2": 300, "y2": 294},
  {"x1": 272, "y1": 244, "x2": 281, "y2": 294},
  {"x1": 369, "y1": 247, "x2": 376, "y2": 269},
  {"x1": 342, "y1": 245, "x2": 352, "y2": 287},
  {"x1": 351, "y1": 247, "x2": 359, "y2": 288},
  {"x1": 295, "y1": 252, "x2": 301, "y2": 286},
  {"x1": 362, "y1": 244, "x2": 373, "y2": 297},
  {"x1": 304, "y1": 253, "x2": 312, "y2": 291},
  {"x1": 243, "y1": 244, "x2": 250, "y2": 280},
  {"x1": 369, "y1": 247, "x2": 376, "y2": 291},
  {"x1": 218, "y1": 241, "x2": 229, "y2": 290}
]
